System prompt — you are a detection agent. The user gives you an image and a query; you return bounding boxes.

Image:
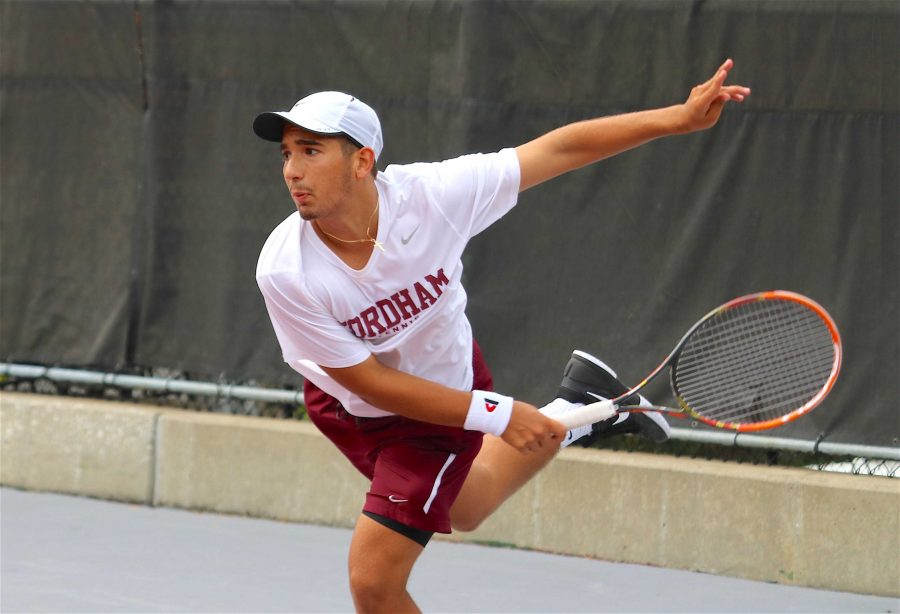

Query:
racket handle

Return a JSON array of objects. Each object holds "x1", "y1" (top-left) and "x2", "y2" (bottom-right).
[{"x1": 556, "y1": 400, "x2": 617, "y2": 429}]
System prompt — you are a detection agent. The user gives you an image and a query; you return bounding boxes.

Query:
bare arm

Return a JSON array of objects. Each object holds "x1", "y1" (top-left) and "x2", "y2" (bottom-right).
[
  {"x1": 516, "y1": 59, "x2": 751, "y2": 191},
  {"x1": 321, "y1": 355, "x2": 567, "y2": 452}
]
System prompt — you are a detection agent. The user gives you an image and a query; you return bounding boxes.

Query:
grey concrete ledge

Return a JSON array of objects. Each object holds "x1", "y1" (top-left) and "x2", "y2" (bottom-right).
[{"x1": 2, "y1": 391, "x2": 897, "y2": 597}]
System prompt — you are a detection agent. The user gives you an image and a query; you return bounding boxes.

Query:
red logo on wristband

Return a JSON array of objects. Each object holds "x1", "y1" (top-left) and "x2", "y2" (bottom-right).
[{"x1": 484, "y1": 398, "x2": 499, "y2": 413}]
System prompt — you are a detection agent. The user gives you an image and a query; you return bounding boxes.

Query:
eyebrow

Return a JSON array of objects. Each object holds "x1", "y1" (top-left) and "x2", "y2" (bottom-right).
[{"x1": 280, "y1": 137, "x2": 324, "y2": 150}]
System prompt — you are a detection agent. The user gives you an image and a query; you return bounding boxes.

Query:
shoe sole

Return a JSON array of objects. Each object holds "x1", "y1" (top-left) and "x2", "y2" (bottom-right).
[{"x1": 572, "y1": 350, "x2": 619, "y2": 377}]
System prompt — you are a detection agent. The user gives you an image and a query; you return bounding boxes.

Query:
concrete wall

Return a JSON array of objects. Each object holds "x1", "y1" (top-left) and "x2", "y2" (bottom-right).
[{"x1": 2, "y1": 391, "x2": 898, "y2": 597}]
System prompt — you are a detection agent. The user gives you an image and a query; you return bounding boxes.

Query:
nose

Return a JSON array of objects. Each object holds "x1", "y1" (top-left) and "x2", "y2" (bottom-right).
[{"x1": 283, "y1": 155, "x2": 304, "y2": 183}]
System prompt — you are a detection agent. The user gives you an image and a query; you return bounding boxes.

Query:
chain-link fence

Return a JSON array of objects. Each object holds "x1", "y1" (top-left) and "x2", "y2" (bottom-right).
[
  {"x1": 586, "y1": 432, "x2": 899, "y2": 478},
  {"x1": 2, "y1": 364, "x2": 897, "y2": 479}
]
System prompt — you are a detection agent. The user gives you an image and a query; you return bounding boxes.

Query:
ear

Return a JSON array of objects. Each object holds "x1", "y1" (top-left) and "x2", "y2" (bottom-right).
[{"x1": 354, "y1": 147, "x2": 376, "y2": 179}]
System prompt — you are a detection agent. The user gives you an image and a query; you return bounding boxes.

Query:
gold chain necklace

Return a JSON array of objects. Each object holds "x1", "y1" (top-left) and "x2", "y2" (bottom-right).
[{"x1": 315, "y1": 199, "x2": 384, "y2": 252}]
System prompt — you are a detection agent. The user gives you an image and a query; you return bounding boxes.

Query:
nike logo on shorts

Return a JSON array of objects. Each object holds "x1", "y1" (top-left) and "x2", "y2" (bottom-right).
[{"x1": 388, "y1": 495, "x2": 409, "y2": 503}]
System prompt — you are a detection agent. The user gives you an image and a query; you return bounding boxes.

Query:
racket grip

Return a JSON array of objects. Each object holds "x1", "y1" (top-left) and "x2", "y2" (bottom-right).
[{"x1": 556, "y1": 400, "x2": 617, "y2": 429}]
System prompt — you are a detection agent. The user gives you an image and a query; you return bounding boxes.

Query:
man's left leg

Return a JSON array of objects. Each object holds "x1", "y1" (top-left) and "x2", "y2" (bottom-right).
[
  {"x1": 451, "y1": 350, "x2": 671, "y2": 531},
  {"x1": 450, "y1": 427, "x2": 557, "y2": 531}
]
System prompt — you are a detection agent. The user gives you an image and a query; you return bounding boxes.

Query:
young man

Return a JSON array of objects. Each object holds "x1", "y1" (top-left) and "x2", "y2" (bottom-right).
[{"x1": 254, "y1": 60, "x2": 749, "y2": 613}]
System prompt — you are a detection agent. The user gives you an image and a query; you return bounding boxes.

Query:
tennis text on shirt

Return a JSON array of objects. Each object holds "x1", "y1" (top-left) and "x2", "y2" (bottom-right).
[{"x1": 339, "y1": 268, "x2": 450, "y2": 339}]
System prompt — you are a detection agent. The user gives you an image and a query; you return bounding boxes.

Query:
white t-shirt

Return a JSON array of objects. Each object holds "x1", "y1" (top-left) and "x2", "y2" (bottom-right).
[{"x1": 256, "y1": 148, "x2": 520, "y2": 417}]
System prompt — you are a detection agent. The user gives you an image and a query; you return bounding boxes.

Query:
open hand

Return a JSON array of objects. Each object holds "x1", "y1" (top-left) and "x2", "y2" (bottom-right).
[{"x1": 679, "y1": 58, "x2": 751, "y2": 133}]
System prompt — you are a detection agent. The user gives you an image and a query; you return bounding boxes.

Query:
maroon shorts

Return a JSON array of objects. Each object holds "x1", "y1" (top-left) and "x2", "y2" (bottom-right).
[{"x1": 303, "y1": 341, "x2": 493, "y2": 534}]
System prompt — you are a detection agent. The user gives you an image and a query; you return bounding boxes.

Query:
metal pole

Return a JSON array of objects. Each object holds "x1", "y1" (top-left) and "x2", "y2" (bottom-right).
[
  {"x1": 668, "y1": 426, "x2": 900, "y2": 460},
  {"x1": 0, "y1": 363, "x2": 303, "y2": 405}
]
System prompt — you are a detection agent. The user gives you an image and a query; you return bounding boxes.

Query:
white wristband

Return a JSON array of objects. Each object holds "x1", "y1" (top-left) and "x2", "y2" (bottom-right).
[{"x1": 464, "y1": 390, "x2": 514, "y2": 436}]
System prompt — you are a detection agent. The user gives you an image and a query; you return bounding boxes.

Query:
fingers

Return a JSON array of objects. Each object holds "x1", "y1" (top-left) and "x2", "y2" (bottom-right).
[
  {"x1": 502, "y1": 410, "x2": 566, "y2": 454},
  {"x1": 547, "y1": 417, "x2": 568, "y2": 441},
  {"x1": 695, "y1": 61, "x2": 750, "y2": 111},
  {"x1": 522, "y1": 440, "x2": 542, "y2": 454},
  {"x1": 700, "y1": 58, "x2": 732, "y2": 91},
  {"x1": 515, "y1": 429, "x2": 554, "y2": 454},
  {"x1": 715, "y1": 58, "x2": 734, "y2": 83},
  {"x1": 679, "y1": 59, "x2": 750, "y2": 133},
  {"x1": 722, "y1": 84, "x2": 751, "y2": 102},
  {"x1": 718, "y1": 58, "x2": 734, "y2": 80},
  {"x1": 701, "y1": 59, "x2": 751, "y2": 95}
]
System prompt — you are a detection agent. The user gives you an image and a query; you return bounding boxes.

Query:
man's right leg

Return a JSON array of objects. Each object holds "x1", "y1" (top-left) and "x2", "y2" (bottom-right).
[
  {"x1": 348, "y1": 513, "x2": 425, "y2": 614},
  {"x1": 304, "y1": 383, "x2": 424, "y2": 612},
  {"x1": 306, "y1": 377, "x2": 492, "y2": 612}
]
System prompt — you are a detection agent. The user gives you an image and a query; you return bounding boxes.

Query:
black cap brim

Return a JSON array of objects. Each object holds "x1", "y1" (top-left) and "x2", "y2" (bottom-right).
[{"x1": 252, "y1": 112, "x2": 292, "y2": 142}]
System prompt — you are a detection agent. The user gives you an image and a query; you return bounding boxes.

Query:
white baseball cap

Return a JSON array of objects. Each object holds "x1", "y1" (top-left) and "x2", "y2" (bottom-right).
[{"x1": 253, "y1": 91, "x2": 383, "y2": 160}]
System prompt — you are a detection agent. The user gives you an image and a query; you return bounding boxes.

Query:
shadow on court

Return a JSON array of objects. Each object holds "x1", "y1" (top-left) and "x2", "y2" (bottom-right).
[{"x1": 1, "y1": 488, "x2": 895, "y2": 613}]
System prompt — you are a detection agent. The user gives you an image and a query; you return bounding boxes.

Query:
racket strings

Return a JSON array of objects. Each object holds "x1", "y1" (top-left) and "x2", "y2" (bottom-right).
[
  {"x1": 679, "y1": 313, "x2": 833, "y2": 422},
  {"x1": 678, "y1": 314, "x2": 831, "y2": 403},
  {"x1": 678, "y1": 307, "x2": 833, "y2": 422},
  {"x1": 673, "y1": 300, "x2": 836, "y2": 424}
]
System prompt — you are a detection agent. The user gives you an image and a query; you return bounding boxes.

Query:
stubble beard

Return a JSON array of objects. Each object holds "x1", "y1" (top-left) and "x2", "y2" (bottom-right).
[
  {"x1": 297, "y1": 207, "x2": 317, "y2": 222},
  {"x1": 296, "y1": 162, "x2": 356, "y2": 223}
]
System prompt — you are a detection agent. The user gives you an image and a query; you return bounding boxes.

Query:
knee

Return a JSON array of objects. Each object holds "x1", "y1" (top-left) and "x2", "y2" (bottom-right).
[
  {"x1": 348, "y1": 564, "x2": 400, "y2": 611},
  {"x1": 450, "y1": 508, "x2": 485, "y2": 533}
]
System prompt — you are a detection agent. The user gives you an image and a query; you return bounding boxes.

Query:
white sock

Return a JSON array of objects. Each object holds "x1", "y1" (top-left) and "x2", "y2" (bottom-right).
[{"x1": 539, "y1": 398, "x2": 594, "y2": 448}]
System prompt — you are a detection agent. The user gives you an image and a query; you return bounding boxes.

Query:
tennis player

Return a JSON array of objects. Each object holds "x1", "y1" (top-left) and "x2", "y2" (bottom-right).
[{"x1": 254, "y1": 59, "x2": 750, "y2": 613}]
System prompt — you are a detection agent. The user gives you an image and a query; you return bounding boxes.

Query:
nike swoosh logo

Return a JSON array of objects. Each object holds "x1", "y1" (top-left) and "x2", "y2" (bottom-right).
[
  {"x1": 388, "y1": 495, "x2": 409, "y2": 503},
  {"x1": 401, "y1": 225, "x2": 420, "y2": 245}
]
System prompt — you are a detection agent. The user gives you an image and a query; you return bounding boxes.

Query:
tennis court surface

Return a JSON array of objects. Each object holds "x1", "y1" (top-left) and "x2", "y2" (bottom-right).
[{"x1": 2, "y1": 488, "x2": 895, "y2": 613}]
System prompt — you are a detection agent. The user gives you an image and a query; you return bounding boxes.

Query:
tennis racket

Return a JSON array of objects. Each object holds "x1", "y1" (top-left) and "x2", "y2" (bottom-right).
[{"x1": 557, "y1": 291, "x2": 842, "y2": 432}]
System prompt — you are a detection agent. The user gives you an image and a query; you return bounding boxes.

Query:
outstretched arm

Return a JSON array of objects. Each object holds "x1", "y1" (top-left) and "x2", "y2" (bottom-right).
[{"x1": 515, "y1": 59, "x2": 751, "y2": 191}]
